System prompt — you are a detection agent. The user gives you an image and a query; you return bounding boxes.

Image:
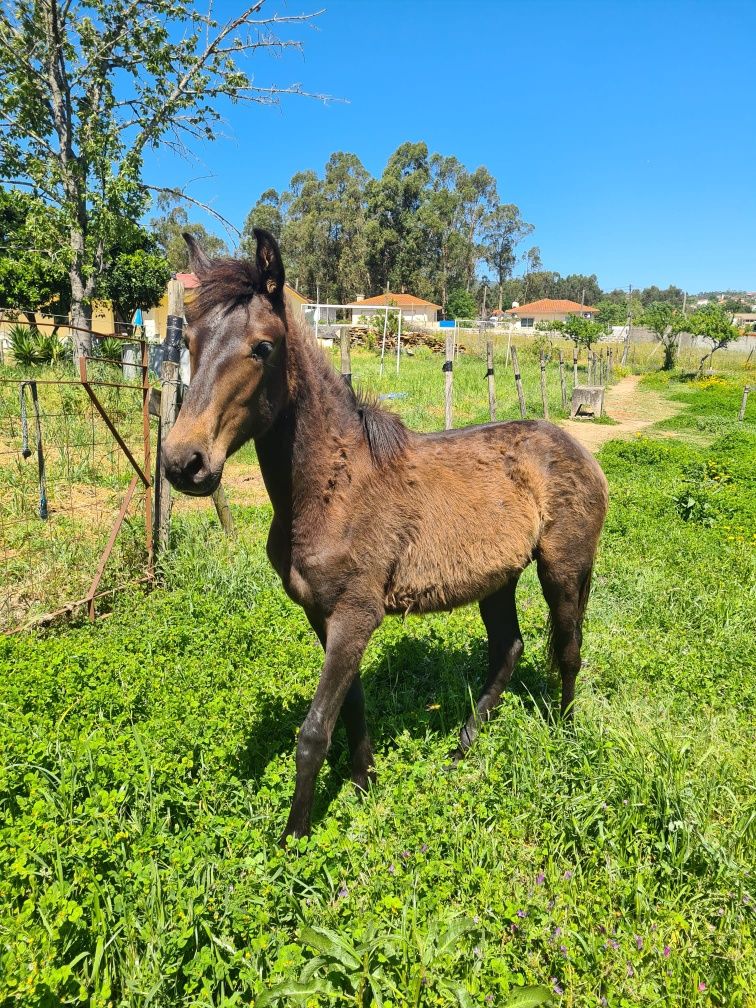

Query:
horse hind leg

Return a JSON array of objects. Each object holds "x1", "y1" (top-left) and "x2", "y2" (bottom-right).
[
  {"x1": 537, "y1": 558, "x2": 594, "y2": 719},
  {"x1": 450, "y1": 578, "x2": 523, "y2": 762}
]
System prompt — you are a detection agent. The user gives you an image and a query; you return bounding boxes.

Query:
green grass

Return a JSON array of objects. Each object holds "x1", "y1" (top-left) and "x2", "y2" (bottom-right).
[{"x1": 0, "y1": 360, "x2": 755, "y2": 1006}]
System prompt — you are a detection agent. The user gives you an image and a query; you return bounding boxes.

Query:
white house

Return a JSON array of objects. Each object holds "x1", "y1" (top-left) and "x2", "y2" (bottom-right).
[
  {"x1": 346, "y1": 292, "x2": 442, "y2": 326},
  {"x1": 504, "y1": 298, "x2": 600, "y2": 329}
]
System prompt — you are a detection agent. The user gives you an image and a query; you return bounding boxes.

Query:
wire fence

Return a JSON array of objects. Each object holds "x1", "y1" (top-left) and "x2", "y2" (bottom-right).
[{"x1": 0, "y1": 335, "x2": 155, "y2": 632}]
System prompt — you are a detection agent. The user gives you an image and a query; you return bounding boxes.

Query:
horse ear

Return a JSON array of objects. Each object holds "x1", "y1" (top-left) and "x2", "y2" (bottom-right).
[
  {"x1": 183, "y1": 232, "x2": 211, "y2": 277},
  {"x1": 254, "y1": 228, "x2": 285, "y2": 299}
]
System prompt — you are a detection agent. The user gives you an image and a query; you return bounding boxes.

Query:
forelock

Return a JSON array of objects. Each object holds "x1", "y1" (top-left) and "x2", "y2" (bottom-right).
[{"x1": 188, "y1": 258, "x2": 262, "y2": 321}]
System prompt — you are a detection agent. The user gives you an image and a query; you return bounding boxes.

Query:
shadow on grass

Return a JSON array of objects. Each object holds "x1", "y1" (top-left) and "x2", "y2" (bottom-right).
[{"x1": 231, "y1": 620, "x2": 561, "y2": 825}]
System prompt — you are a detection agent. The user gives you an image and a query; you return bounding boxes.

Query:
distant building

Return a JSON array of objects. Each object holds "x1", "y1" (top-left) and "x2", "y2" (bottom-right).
[
  {"x1": 345, "y1": 292, "x2": 442, "y2": 326},
  {"x1": 504, "y1": 298, "x2": 599, "y2": 329}
]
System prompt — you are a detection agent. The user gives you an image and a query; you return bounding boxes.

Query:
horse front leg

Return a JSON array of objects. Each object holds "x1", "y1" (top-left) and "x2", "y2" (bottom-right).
[
  {"x1": 304, "y1": 608, "x2": 376, "y2": 793},
  {"x1": 281, "y1": 603, "x2": 381, "y2": 843}
]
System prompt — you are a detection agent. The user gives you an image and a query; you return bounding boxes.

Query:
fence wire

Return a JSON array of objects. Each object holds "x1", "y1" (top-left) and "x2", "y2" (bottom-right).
[{"x1": 0, "y1": 354, "x2": 155, "y2": 631}]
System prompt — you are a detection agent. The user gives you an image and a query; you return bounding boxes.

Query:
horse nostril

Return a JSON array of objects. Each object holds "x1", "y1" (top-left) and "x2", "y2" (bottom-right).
[{"x1": 184, "y1": 451, "x2": 206, "y2": 480}]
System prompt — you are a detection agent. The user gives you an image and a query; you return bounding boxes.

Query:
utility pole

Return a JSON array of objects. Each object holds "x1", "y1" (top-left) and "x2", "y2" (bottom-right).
[{"x1": 621, "y1": 283, "x2": 633, "y2": 365}]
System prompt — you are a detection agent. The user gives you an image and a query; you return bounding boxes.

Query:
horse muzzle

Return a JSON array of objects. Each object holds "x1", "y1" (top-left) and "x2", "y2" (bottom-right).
[{"x1": 161, "y1": 442, "x2": 222, "y2": 497}]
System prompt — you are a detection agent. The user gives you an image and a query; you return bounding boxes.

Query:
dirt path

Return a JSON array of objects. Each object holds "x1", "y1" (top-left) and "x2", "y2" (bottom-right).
[{"x1": 560, "y1": 374, "x2": 680, "y2": 453}]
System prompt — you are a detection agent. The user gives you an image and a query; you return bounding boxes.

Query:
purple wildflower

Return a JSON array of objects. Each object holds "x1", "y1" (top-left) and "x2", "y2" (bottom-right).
[
  {"x1": 559, "y1": 944, "x2": 567, "y2": 955},
  {"x1": 563, "y1": 869, "x2": 574, "y2": 880},
  {"x1": 536, "y1": 871, "x2": 546, "y2": 885},
  {"x1": 635, "y1": 935, "x2": 644, "y2": 950},
  {"x1": 547, "y1": 898, "x2": 556, "y2": 911},
  {"x1": 420, "y1": 843, "x2": 429, "y2": 854},
  {"x1": 663, "y1": 945, "x2": 671, "y2": 958},
  {"x1": 401, "y1": 849, "x2": 411, "y2": 860},
  {"x1": 552, "y1": 926, "x2": 563, "y2": 939},
  {"x1": 626, "y1": 963, "x2": 635, "y2": 978},
  {"x1": 485, "y1": 996, "x2": 494, "y2": 1005},
  {"x1": 516, "y1": 909, "x2": 528, "y2": 918},
  {"x1": 551, "y1": 978, "x2": 564, "y2": 995},
  {"x1": 609, "y1": 939, "x2": 619, "y2": 951},
  {"x1": 388, "y1": 863, "x2": 395, "y2": 875},
  {"x1": 338, "y1": 886, "x2": 348, "y2": 899},
  {"x1": 698, "y1": 982, "x2": 707, "y2": 993}
]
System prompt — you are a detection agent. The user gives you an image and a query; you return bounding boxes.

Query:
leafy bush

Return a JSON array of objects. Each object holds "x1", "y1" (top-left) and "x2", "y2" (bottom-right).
[
  {"x1": 93, "y1": 335, "x2": 124, "y2": 365},
  {"x1": 7, "y1": 324, "x2": 69, "y2": 366}
]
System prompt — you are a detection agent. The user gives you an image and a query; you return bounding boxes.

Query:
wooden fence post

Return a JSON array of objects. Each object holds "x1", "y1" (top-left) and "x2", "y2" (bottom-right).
[
  {"x1": 510, "y1": 346, "x2": 527, "y2": 419},
  {"x1": 558, "y1": 349, "x2": 568, "y2": 411},
  {"x1": 211, "y1": 484, "x2": 236, "y2": 537},
  {"x1": 738, "y1": 385, "x2": 751, "y2": 422},
  {"x1": 444, "y1": 329, "x2": 454, "y2": 429},
  {"x1": 156, "y1": 278, "x2": 184, "y2": 553},
  {"x1": 340, "y1": 327, "x2": 352, "y2": 387},
  {"x1": 573, "y1": 345, "x2": 578, "y2": 386},
  {"x1": 540, "y1": 351, "x2": 549, "y2": 420},
  {"x1": 486, "y1": 339, "x2": 496, "y2": 421}
]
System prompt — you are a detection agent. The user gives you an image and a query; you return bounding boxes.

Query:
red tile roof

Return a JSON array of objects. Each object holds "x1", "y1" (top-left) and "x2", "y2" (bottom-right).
[
  {"x1": 505, "y1": 298, "x2": 598, "y2": 315},
  {"x1": 346, "y1": 292, "x2": 442, "y2": 310},
  {"x1": 175, "y1": 272, "x2": 200, "y2": 289}
]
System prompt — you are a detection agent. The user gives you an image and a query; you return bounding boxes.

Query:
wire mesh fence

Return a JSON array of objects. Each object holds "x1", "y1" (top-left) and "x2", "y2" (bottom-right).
[{"x1": 0, "y1": 336, "x2": 155, "y2": 631}]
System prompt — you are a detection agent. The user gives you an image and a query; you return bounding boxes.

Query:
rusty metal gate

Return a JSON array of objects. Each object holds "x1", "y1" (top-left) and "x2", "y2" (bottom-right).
[{"x1": 0, "y1": 330, "x2": 154, "y2": 631}]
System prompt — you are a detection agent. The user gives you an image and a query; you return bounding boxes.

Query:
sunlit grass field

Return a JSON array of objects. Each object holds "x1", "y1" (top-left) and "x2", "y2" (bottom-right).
[{"x1": 1, "y1": 351, "x2": 754, "y2": 1006}]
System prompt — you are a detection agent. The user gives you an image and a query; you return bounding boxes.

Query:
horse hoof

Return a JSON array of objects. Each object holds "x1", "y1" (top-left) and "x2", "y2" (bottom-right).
[
  {"x1": 351, "y1": 765, "x2": 376, "y2": 793},
  {"x1": 444, "y1": 747, "x2": 466, "y2": 769},
  {"x1": 279, "y1": 826, "x2": 309, "y2": 848}
]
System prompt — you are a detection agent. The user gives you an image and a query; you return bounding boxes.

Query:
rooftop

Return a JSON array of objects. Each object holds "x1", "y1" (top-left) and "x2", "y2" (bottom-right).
[
  {"x1": 346, "y1": 292, "x2": 442, "y2": 310},
  {"x1": 505, "y1": 298, "x2": 598, "y2": 315}
]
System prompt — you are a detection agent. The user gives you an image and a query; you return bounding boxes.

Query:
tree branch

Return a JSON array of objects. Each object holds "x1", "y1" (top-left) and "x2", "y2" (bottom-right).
[
  {"x1": 144, "y1": 184, "x2": 241, "y2": 237},
  {"x1": 131, "y1": 5, "x2": 326, "y2": 157}
]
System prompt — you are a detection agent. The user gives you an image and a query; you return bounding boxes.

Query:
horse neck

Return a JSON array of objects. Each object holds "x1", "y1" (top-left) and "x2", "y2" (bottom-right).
[{"x1": 254, "y1": 316, "x2": 362, "y2": 525}]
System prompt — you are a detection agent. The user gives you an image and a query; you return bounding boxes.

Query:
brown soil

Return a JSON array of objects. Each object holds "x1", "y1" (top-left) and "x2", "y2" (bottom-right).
[{"x1": 559, "y1": 375, "x2": 681, "y2": 453}]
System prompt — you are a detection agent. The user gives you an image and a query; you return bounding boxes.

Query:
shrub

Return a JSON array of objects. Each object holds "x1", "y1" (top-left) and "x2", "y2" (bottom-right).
[{"x1": 7, "y1": 324, "x2": 68, "y2": 366}]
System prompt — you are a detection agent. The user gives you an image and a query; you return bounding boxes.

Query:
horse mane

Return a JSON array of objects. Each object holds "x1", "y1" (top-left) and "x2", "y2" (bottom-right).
[
  {"x1": 353, "y1": 389, "x2": 410, "y2": 466},
  {"x1": 287, "y1": 309, "x2": 409, "y2": 466}
]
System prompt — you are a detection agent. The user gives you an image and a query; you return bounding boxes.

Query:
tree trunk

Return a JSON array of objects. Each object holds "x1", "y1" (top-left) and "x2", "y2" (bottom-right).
[{"x1": 69, "y1": 225, "x2": 92, "y2": 362}]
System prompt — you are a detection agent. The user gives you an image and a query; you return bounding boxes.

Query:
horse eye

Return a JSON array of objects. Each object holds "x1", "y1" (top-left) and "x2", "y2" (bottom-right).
[{"x1": 252, "y1": 341, "x2": 274, "y2": 361}]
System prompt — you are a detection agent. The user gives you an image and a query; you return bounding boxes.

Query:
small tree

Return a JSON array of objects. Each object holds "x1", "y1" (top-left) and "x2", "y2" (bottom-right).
[
  {"x1": 687, "y1": 304, "x2": 743, "y2": 373},
  {"x1": 561, "y1": 314, "x2": 607, "y2": 351},
  {"x1": 640, "y1": 302, "x2": 688, "y2": 370},
  {"x1": 446, "y1": 287, "x2": 477, "y2": 320}
]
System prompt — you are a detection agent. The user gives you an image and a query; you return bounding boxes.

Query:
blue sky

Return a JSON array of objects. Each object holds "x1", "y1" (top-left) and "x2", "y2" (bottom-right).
[{"x1": 145, "y1": 0, "x2": 756, "y2": 293}]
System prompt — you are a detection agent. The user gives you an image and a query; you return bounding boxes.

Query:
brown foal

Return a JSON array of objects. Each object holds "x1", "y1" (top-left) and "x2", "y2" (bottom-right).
[{"x1": 162, "y1": 230, "x2": 609, "y2": 841}]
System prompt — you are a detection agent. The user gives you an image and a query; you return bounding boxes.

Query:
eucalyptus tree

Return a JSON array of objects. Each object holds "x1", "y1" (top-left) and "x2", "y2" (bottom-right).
[
  {"x1": 364, "y1": 141, "x2": 430, "y2": 297},
  {"x1": 0, "y1": 0, "x2": 323, "y2": 355},
  {"x1": 481, "y1": 204, "x2": 534, "y2": 310}
]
